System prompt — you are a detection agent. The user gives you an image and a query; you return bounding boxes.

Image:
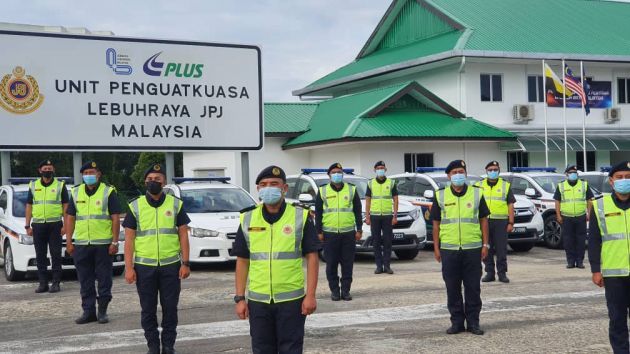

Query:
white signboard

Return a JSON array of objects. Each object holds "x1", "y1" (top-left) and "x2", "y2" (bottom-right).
[{"x1": 0, "y1": 30, "x2": 262, "y2": 150}]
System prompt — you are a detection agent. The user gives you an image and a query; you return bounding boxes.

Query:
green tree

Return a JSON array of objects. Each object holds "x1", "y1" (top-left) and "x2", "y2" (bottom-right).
[{"x1": 131, "y1": 152, "x2": 166, "y2": 188}]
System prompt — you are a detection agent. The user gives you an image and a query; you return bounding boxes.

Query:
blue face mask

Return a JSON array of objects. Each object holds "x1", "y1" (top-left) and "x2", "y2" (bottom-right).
[
  {"x1": 82, "y1": 175, "x2": 97, "y2": 186},
  {"x1": 258, "y1": 187, "x2": 283, "y2": 205},
  {"x1": 451, "y1": 173, "x2": 467, "y2": 187},
  {"x1": 376, "y1": 169, "x2": 386, "y2": 178},
  {"x1": 330, "y1": 173, "x2": 343, "y2": 184},
  {"x1": 568, "y1": 172, "x2": 578, "y2": 181},
  {"x1": 613, "y1": 179, "x2": 630, "y2": 194},
  {"x1": 487, "y1": 170, "x2": 499, "y2": 180}
]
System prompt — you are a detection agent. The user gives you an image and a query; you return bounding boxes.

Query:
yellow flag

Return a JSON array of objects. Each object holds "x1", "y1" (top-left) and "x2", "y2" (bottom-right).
[{"x1": 544, "y1": 63, "x2": 573, "y2": 97}]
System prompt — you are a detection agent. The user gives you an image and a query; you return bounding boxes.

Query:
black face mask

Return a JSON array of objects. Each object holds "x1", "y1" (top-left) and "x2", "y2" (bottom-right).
[
  {"x1": 146, "y1": 181, "x2": 163, "y2": 195},
  {"x1": 41, "y1": 171, "x2": 54, "y2": 179}
]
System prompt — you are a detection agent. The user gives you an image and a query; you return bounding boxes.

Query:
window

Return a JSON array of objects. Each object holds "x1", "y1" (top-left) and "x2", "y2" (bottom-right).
[
  {"x1": 576, "y1": 151, "x2": 596, "y2": 172},
  {"x1": 394, "y1": 177, "x2": 415, "y2": 196},
  {"x1": 181, "y1": 188, "x2": 255, "y2": 213},
  {"x1": 618, "y1": 78, "x2": 629, "y2": 104},
  {"x1": 297, "y1": 180, "x2": 317, "y2": 199},
  {"x1": 507, "y1": 151, "x2": 529, "y2": 171},
  {"x1": 510, "y1": 177, "x2": 533, "y2": 195},
  {"x1": 404, "y1": 153, "x2": 434, "y2": 172},
  {"x1": 528, "y1": 76, "x2": 544, "y2": 102},
  {"x1": 163, "y1": 188, "x2": 177, "y2": 197},
  {"x1": 413, "y1": 179, "x2": 433, "y2": 198},
  {"x1": 12, "y1": 191, "x2": 28, "y2": 217},
  {"x1": 0, "y1": 191, "x2": 7, "y2": 212},
  {"x1": 480, "y1": 74, "x2": 502, "y2": 102},
  {"x1": 286, "y1": 178, "x2": 298, "y2": 199}
]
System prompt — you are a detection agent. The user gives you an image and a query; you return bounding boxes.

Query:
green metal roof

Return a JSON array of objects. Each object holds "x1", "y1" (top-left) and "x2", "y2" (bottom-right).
[
  {"x1": 296, "y1": 0, "x2": 630, "y2": 96},
  {"x1": 284, "y1": 82, "x2": 514, "y2": 149},
  {"x1": 264, "y1": 103, "x2": 318, "y2": 135}
]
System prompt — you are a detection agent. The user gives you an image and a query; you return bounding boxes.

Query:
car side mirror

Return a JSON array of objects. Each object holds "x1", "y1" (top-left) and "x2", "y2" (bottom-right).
[
  {"x1": 423, "y1": 190, "x2": 435, "y2": 199},
  {"x1": 298, "y1": 193, "x2": 314, "y2": 203},
  {"x1": 525, "y1": 188, "x2": 537, "y2": 198}
]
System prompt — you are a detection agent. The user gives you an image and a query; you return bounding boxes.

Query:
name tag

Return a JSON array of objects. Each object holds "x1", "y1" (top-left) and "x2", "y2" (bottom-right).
[
  {"x1": 248, "y1": 227, "x2": 266, "y2": 232},
  {"x1": 326, "y1": 195, "x2": 336, "y2": 199},
  {"x1": 76, "y1": 201, "x2": 86, "y2": 204},
  {"x1": 444, "y1": 202, "x2": 456, "y2": 207},
  {"x1": 605, "y1": 212, "x2": 622, "y2": 217},
  {"x1": 34, "y1": 189, "x2": 42, "y2": 192}
]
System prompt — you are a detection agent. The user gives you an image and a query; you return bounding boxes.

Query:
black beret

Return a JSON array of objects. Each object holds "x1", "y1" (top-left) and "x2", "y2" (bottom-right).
[
  {"x1": 256, "y1": 165, "x2": 286, "y2": 184},
  {"x1": 80, "y1": 160, "x2": 99, "y2": 173},
  {"x1": 374, "y1": 161, "x2": 386, "y2": 168},
  {"x1": 38, "y1": 159, "x2": 54, "y2": 168},
  {"x1": 485, "y1": 160, "x2": 500, "y2": 169},
  {"x1": 328, "y1": 162, "x2": 343, "y2": 174},
  {"x1": 144, "y1": 163, "x2": 166, "y2": 179},
  {"x1": 565, "y1": 165, "x2": 578, "y2": 173},
  {"x1": 445, "y1": 160, "x2": 467, "y2": 174},
  {"x1": 609, "y1": 160, "x2": 630, "y2": 177}
]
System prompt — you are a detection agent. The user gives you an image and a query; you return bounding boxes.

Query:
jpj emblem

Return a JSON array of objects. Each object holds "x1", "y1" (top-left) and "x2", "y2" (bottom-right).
[
  {"x1": 0, "y1": 66, "x2": 44, "y2": 114},
  {"x1": 282, "y1": 225, "x2": 293, "y2": 235},
  {"x1": 165, "y1": 210, "x2": 173, "y2": 217}
]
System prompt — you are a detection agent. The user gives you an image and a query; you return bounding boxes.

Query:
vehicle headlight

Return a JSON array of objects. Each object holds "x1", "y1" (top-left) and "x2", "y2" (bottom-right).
[
  {"x1": 408, "y1": 208, "x2": 420, "y2": 220},
  {"x1": 190, "y1": 227, "x2": 222, "y2": 238},
  {"x1": 18, "y1": 233, "x2": 33, "y2": 245},
  {"x1": 528, "y1": 206, "x2": 536, "y2": 215}
]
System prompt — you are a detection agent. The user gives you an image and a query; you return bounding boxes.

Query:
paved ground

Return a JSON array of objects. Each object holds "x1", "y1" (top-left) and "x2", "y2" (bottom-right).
[{"x1": 0, "y1": 247, "x2": 614, "y2": 354}]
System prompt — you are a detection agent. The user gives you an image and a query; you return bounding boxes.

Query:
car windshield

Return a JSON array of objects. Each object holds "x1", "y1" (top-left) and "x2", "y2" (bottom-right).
[
  {"x1": 13, "y1": 191, "x2": 28, "y2": 217},
  {"x1": 432, "y1": 176, "x2": 482, "y2": 188},
  {"x1": 532, "y1": 175, "x2": 566, "y2": 193},
  {"x1": 314, "y1": 176, "x2": 368, "y2": 198},
  {"x1": 581, "y1": 174, "x2": 613, "y2": 194},
  {"x1": 181, "y1": 188, "x2": 255, "y2": 213}
]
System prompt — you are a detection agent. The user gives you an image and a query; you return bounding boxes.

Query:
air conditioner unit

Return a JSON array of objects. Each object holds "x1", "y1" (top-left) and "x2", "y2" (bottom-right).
[
  {"x1": 605, "y1": 108, "x2": 621, "y2": 123},
  {"x1": 513, "y1": 104, "x2": 534, "y2": 124}
]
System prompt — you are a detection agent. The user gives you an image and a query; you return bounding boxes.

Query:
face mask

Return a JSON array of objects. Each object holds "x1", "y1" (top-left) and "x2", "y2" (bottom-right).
[
  {"x1": 41, "y1": 171, "x2": 54, "y2": 179},
  {"x1": 146, "y1": 181, "x2": 163, "y2": 195},
  {"x1": 376, "y1": 169, "x2": 386, "y2": 178},
  {"x1": 259, "y1": 187, "x2": 283, "y2": 205},
  {"x1": 451, "y1": 173, "x2": 467, "y2": 187},
  {"x1": 330, "y1": 173, "x2": 343, "y2": 184},
  {"x1": 613, "y1": 179, "x2": 630, "y2": 194},
  {"x1": 82, "y1": 175, "x2": 97, "y2": 186},
  {"x1": 568, "y1": 173, "x2": 578, "y2": 181},
  {"x1": 487, "y1": 171, "x2": 499, "y2": 180}
]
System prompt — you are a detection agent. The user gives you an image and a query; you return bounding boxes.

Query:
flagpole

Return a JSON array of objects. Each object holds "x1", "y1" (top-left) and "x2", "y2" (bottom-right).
[
  {"x1": 581, "y1": 61, "x2": 587, "y2": 172},
  {"x1": 562, "y1": 58, "x2": 568, "y2": 168},
  {"x1": 542, "y1": 59, "x2": 549, "y2": 167}
]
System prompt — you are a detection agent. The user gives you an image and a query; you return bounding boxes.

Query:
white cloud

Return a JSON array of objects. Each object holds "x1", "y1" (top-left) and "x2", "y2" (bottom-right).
[{"x1": 0, "y1": 0, "x2": 390, "y2": 101}]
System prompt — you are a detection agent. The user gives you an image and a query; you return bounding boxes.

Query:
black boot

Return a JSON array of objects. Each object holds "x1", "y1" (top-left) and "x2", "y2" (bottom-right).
[
  {"x1": 481, "y1": 273, "x2": 495, "y2": 282},
  {"x1": 49, "y1": 281, "x2": 60, "y2": 293},
  {"x1": 161, "y1": 346, "x2": 177, "y2": 354},
  {"x1": 146, "y1": 344, "x2": 160, "y2": 354},
  {"x1": 331, "y1": 290, "x2": 341, "y2": 301},
  {"x1": 498, "y1": 273, "x2": 510, "y2": 283},
  {"x1": 75, "y1": 311, "x2": 97, "y2": 324},
  {"x1": 97, "y1": 302, "x2": 110, "y2": 324},
  {"x1": 341, "y1": 291, "x2": 353, "y2": 301},
  {"x1": 35, "y1": 282, "x2": 49, "y2": 293}
]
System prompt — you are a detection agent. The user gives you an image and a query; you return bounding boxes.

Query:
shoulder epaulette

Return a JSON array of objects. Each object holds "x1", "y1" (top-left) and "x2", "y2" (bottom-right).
[{"x1": 240, "y1": 204, "x2": 258, "y2": 214}]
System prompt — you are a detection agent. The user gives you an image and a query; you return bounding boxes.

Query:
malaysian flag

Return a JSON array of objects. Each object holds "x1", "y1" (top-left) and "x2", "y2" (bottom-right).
[{"x1": 564, "y1": 64, "x2": 590, "y2": 115}]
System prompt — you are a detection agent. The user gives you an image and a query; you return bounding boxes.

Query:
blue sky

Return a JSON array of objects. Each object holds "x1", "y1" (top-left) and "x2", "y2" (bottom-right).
[{"x1": 0, "y1": 1, "x2": 391, "y2": 101}]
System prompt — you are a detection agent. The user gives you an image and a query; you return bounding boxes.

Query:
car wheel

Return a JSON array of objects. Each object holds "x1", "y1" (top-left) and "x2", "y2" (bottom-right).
[
  {"x1": 4, "y1": 242, "x2": 25, "y2": 281},
  {"x1": 113, "y1": 267, "x2": 124, "y2": 276},
  {"x1": 510, "y1": 242, "x2": 535, "y2": 252},
  {"x1": 543, "y1": 215, "x2": 563, "y2": 249},
  {"x1": 394, "y1": 249, "x2": 419, "y2": 260}
]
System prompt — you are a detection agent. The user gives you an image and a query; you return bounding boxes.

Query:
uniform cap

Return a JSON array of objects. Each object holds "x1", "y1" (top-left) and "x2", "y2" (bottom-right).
[
  {"x1": 374, "y1": 161, "x2": 386, "y2": 168},
  {"x1": 485, "y1": 160, "x2": 500, "y2": 169},
  {"x1": 38, "y1": 159, "x2": 54, "y2": 168},
  {"x1": 609, "y1": 160, "x2": 630, "y2": 177},
  {"x1": 445, "y1": 160, "x2": 467, "y2": 174},
  {"x1": 256, "y1": 165, "x2": 286, "y2": 184},
  {"x1": 144, "y1": 163, "x2": 166, "y2": 179},
  {"x1": 328, "y1": 163, "x2": 343, "y2": 174},
  {"x1": 565, "y1": 165, "x2": 578, "y2": 173},
  {"x1": 80, "y1": 161, "x2": 100, "y2": 173}
]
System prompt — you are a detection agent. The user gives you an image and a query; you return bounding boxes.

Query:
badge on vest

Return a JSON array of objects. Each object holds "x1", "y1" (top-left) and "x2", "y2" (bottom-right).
[
  {"x1": 282, "y1": 225, "x2": 293, "y2": 235},
  {"x1": 467, "y1": 202, "x2": 473, "y2": 209},
  {"x1": 248, "y1": 227, "x2": 266, "y2": 232},
  {"x1": 95, "y1": 200, "x2": 102, "y2": 206},
  {"x1": 51, "y1": 189, "x2": 56, "y2": 193},
  {"x1": 343, "y1": 195, "x2": 349, "y2": 201},
  {"x1": 165, "y1": 210, "x2": 173, "y2": 217}
]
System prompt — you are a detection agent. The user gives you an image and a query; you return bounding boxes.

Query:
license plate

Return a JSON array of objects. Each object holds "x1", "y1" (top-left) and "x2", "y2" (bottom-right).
[
  {"x1": 513, "y1": 227, "x2": 527, "y2": 233},
  {"x1": 393, "y1": 233, "x2": 405, "y2": 239}
]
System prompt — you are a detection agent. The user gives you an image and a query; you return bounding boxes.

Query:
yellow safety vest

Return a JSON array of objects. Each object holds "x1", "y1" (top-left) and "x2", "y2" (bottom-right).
[
  {"x1": 72, "y1": 183, "x2": 113, "y2": 245},
  {"x1": 594, "y1": 195, "x2": 630, "y2": 277},
  {"x1": 240, "y1": 204, "x2": 308, "y2": 304},
  {"x1": 437, "y1": 186, "x2": 483, "y2": 250},
  {"x1": 129, "y1": 195, "x2": 182, "y2": 267},
  {"x1": 369, "y1": 178, "x2": 393, "y2": 216},
  {"x1": 559, "y1": 180, "x2": 588, "y2": 217},
  {"x1": 319, "y1": 183, "x2": 356, "y2": 233},
  {"x1": 474, "y1": 178, "x2": 510, "y2": 220},
  {"x1": 29, "y1": 178, "x2": 64, "y2": 223}
]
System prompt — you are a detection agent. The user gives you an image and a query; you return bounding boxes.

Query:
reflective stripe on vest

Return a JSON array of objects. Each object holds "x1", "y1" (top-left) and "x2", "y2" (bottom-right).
[
  {"x1": 30, "y1": 179, "x2": 64, "y2": 223},
  {"x1": 131, "y1": 195, "x2": 182, "y2": 266},
  {"x1": 241, "y1": 204, "x2": 307, "y2": 304},
  {"x1": 369, "y1": 178, "x2": 393, "y2": 216},
  {"x1": 475, "y1": 178, "x2": 510, "y2": 219},
  {"x1": 594, "y1": 196, "x2": 630, "y2": 278},
  {"x1": 72, "y1": 184, "x2": 113, "y2": 245},
  {"x1": 437, "y1": 186, "x2": 483, "y2": 250},
  {"x1": 320, "y1": 183, "x2": 356, "y2": 233},
  {"x1": 560, "y1": 180, "x2": 588, "y2": 217}
]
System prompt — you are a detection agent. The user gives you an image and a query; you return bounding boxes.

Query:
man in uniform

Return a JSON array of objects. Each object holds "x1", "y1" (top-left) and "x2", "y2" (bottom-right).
[
  {"x1": 316, "y1": 163, "x2": 363, "y2": 301},
  {"x1": 25, "y1": 160, "x2": 69, "y2": 293},
  {"x1": 475, "y1": 161, "x2": 515, "y2": 283},
  {"x1": 554, "y1": 165, "x2": 594, "y2": 268},
  {"x1": 124, "y1": 164, "x2": 190, "y2": 354},
  {"x1": 589, "y1": 160, "x2": 630, "y2": 354},
  {"x1": 365, "y1": 160, "x2": 398, "y2": 274},
  {"x1": 233, "y1": 165, "x2": 319, "y2": 354},
  {"x1": 66, "y1": 161, "x2": 121, "y2": 324},
  {"x1": 432, "y1": 160, "x2": 489, "y2": 335}
]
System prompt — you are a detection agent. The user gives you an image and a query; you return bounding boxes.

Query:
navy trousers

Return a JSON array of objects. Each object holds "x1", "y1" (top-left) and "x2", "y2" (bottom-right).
[
  {"x1": 370, "y1": 215, "x2": 393, "y2": 270},
  {"x1": 441, "y1": 248, "x2": 483, "y2": 329},
  {"x1": 248, "y1": 298, "x2": 306, "y2": 354},
  {"x1": 32, "y1": 221, "x2": 63, "y2": 283},
  {"x1": 73, "y1": 245, "x2": 112, "y2": 312},
  {"x1": 324, "y1": 232, "x2": 356, "y2": 294},
  {"x1": 484, "y1": 219, "x2": 508, "y2": 275},
  {"x1": 604, "y1": 276, "x2": 630, "y2": 354},
  {"x1": 562, "y1": 215, "x2": 587, "y2": 266}
]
